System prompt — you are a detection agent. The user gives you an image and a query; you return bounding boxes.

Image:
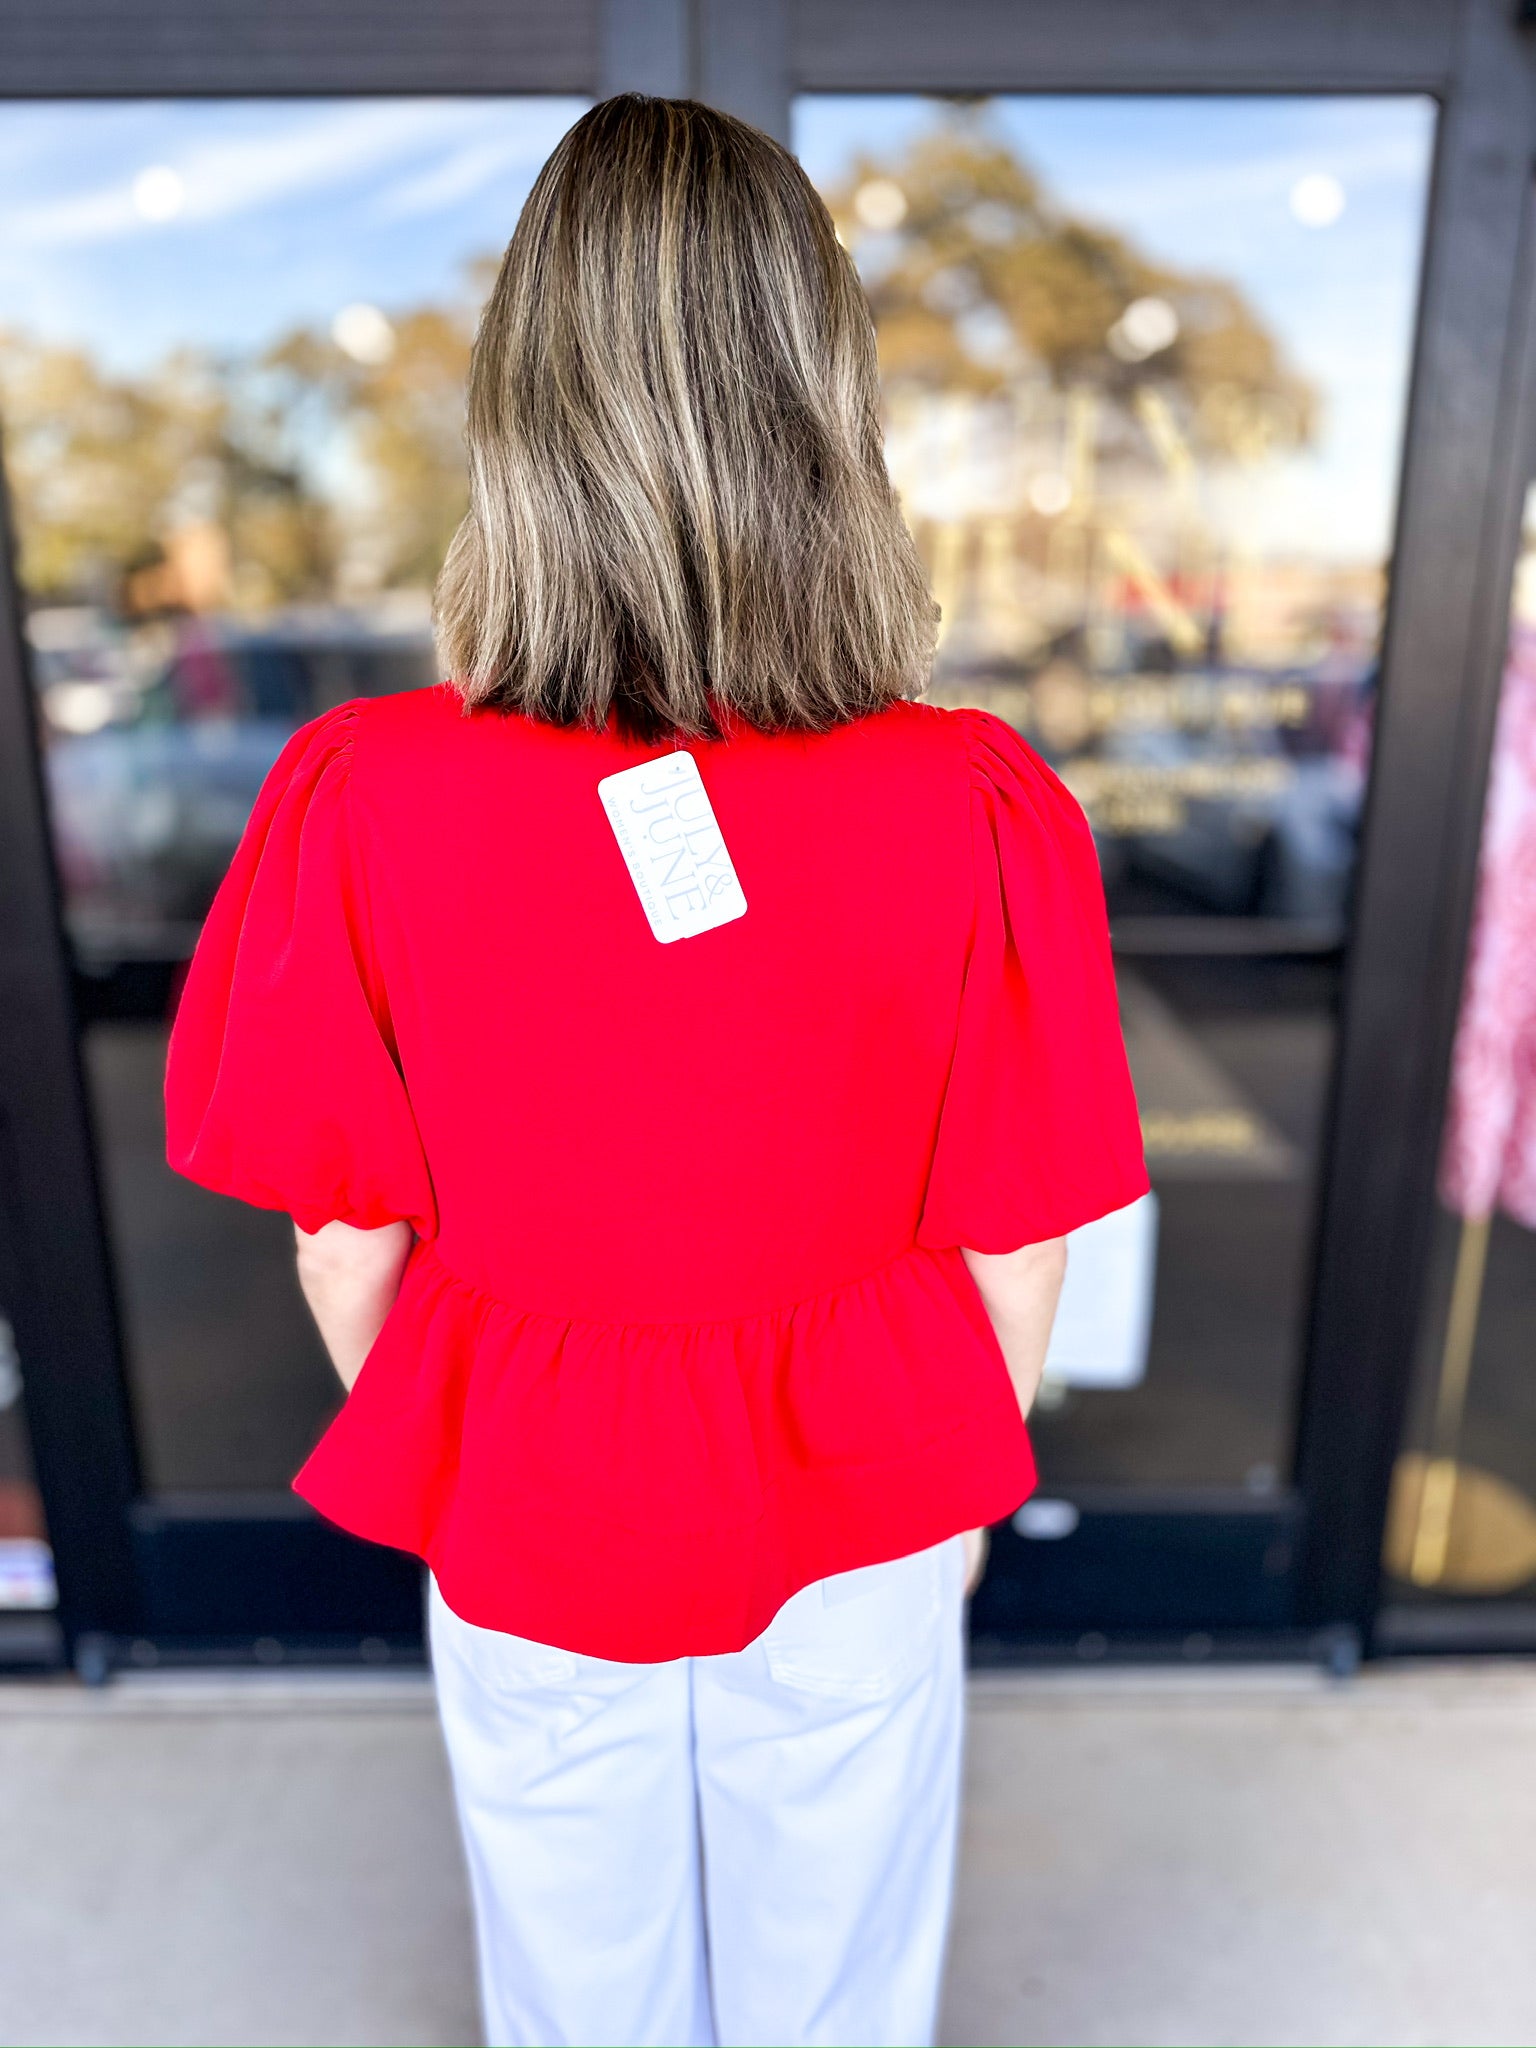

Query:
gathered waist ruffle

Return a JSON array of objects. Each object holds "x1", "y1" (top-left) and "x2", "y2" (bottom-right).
[{"x1": 293, "y1": 1237, "x2": 1035, "y2": 1660}]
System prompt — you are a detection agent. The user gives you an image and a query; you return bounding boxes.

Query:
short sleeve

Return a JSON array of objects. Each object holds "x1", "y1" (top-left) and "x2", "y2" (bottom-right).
[
  {"x1": 917, "y1": 709, "x2": 1149, "y2": 1253},
  {"x1": 164, "y1": 702, "x2": 437, "y2": 1238}
]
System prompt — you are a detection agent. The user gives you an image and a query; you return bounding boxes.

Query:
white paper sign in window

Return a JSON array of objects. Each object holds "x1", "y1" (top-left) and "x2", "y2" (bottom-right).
[{"x1": 1044, "y1": 1192, "x2": 1159, "y2": 1390}]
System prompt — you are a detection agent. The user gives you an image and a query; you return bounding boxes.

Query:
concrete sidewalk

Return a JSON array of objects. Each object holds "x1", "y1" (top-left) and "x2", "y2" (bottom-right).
[{"x1": 1, "y1": 1660, "x2": 1533, "y2": 2047}]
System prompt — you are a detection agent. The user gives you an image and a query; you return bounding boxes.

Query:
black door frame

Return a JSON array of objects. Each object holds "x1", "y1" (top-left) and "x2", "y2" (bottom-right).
[{"x1": 0, "y1": 0, "x2": 1531, "y2": 1668}]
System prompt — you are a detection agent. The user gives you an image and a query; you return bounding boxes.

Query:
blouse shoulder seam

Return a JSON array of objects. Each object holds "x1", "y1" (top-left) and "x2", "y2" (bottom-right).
[
  {"x1": 949, "y1": 705, "x2": 1086, "y2": 824},
  {"x1": 322, "y1": 694, "x2": 368, "y2": 752},
  {"x1": 322, "y1": 695, "x2": 379, "y2": 818},
  {"x1": 939, "y1": 706, "x2": 986, "y2": 968},
  {"x1": 949, "y1": 704, "x2": 1010, "y2": 780}
]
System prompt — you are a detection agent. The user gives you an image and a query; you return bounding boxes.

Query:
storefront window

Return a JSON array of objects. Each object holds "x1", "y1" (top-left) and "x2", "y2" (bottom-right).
[
  {"x1": 797, "y1": 94, "x2": 1435, "y2": 1487},
  {"x1": 1385, "y1": 484, "x2": 1536, "y2": 1611},
  {"x1": 0, "y1": 96, "x2": 585, "y2": 1492}
]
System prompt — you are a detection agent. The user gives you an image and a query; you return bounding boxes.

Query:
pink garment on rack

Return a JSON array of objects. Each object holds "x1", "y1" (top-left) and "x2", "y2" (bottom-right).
[{"x1": 1440, "y1": 623, "x2": 1536, "y2": 1228}]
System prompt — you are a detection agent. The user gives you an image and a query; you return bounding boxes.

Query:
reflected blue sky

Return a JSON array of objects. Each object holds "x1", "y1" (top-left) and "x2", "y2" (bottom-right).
[
  {"x1": 0, "y1": 98, "x2": 586, "y2": 367},
  {"x1": 0, "y1": 92, "x2": 1434, "y2": 564}
]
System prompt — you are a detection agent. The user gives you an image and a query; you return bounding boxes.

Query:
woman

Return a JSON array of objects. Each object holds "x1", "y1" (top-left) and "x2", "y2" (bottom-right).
[{"x1": 165, "y1": 95, "x2": 1146, "y2": 2048}]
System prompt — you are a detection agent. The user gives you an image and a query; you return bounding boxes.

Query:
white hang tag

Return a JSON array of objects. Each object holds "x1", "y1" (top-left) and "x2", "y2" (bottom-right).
[{"x1": 598, "y1": 750, "x2": 748, "y2": 943}]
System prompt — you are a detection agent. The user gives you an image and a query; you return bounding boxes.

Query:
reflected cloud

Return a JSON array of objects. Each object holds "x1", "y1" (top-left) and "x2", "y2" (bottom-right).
[
  {"x1": 373, "y1": 112, "x2": 582, "y2": 219},
  {"x1": 0, "y1": 101, "x2": 517, "y2": 247}
]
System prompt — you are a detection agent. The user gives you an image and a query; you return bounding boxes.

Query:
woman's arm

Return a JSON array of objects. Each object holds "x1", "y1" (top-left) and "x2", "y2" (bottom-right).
[
  {"x1": 961, "y1": 1237, "x2": 1067, "y2": 1422},
  {"x1": 957, "y1": 1237, "x2": 1068, "y2": 1592},
  {"x1": 294, "y1": 1219, "x2": 414, "y2": 1390}
]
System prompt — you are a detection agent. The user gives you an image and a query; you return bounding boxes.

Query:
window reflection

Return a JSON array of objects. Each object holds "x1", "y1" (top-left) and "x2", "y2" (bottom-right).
[
  {"x1": 800, "y1": 96, "x2": 1423, "y2": 940},
  {"x1": 799, "y1": 95, "x2": 1434, "y2": 1486},
  {"x1": 0, "y1": 97, "x2": 584, "y2": 1490},
  {"x1": 0, "y1": 103, "x2": 565, "y2": 971}
]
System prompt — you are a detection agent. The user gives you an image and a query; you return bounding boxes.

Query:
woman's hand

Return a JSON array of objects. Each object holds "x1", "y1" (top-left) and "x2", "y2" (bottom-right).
[
  {"x1": 962, "y1": 1525, "x2": 990, "y2": 1594},
  {"x1": 294, "y1": 1219, "x2": 413, "y2": 1390}
]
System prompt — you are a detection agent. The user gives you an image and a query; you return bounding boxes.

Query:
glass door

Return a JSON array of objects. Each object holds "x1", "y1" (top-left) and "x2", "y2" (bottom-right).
[
  {"x1": 795, "y1": 91, "x2": 1437, "y2": 1650},
  {"x1": 0, "y1": 92, "x2": 585, "y2": 1658}
]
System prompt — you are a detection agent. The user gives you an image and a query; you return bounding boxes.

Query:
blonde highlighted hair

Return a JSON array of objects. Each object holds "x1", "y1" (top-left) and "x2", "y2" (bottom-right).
[{"x1": 434, "y1": 94, "x2": 935, "y2": 739}]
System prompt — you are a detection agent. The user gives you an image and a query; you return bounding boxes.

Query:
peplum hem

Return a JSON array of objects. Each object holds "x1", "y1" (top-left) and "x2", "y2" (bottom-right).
[{"x1": 293, "y1": 1238, "x2": 1037, "y2": 1660}]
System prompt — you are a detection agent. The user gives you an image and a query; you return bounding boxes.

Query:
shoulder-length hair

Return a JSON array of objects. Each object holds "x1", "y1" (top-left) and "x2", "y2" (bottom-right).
[{"x1": 434, "y1": 94, "x2": 935, "y2": 740}]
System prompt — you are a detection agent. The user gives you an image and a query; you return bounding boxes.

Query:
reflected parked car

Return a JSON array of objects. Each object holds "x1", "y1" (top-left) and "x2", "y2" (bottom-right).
[
  {"x1": 1108, "y1": 724, "x2": 1364, "y2": 927},
  {"x1": 38, "y1": 612, "x2": 437, "y2": 975}
]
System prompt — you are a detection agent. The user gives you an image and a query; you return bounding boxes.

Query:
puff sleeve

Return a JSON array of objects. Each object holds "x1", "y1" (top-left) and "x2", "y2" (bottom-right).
[
  {"x1": 918, "y1": 709, "x2": 1148, "y2": 1252},
  {"x1": 164, "y1": 702, "x2": 437, "y2": 1238}
]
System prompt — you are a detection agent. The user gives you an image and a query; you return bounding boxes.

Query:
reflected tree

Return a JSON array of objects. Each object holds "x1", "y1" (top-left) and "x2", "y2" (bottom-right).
[
  {"x1": 0, "y1": 265, "x2": 481, "y2": 614},
  {"x1": 826, "y1": 114, "x2": 1315, "y2": 464},
  {"x1": 0, "y1": 329, "x2": 340, "y2": 610}
]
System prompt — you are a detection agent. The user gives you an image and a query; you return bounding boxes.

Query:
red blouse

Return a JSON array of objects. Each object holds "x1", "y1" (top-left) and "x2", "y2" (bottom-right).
[{"x1": 165, "y1": 687, "x2": 1147, "y2": 1660}]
